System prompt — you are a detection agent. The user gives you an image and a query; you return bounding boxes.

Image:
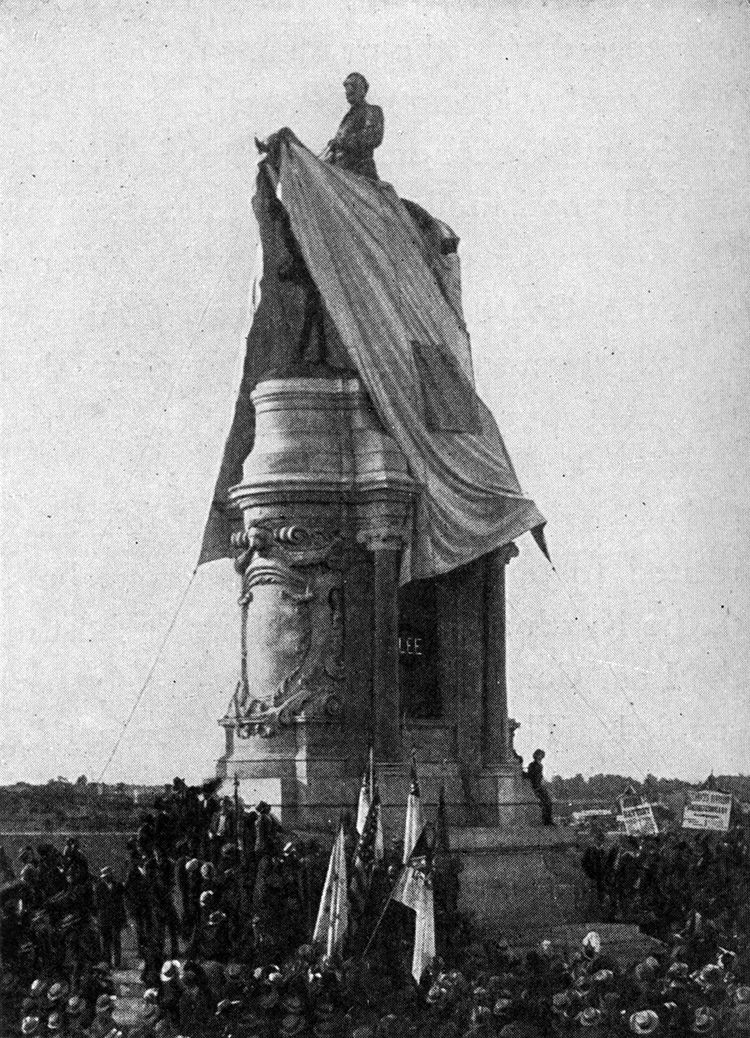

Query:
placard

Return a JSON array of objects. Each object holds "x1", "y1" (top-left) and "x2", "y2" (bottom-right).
[
  {"x1": 682, "y1": 789, "x2": 732, "y2": 832},
  {"x1": 621, "y1": 802, "x2": 659, "y2": 836}
]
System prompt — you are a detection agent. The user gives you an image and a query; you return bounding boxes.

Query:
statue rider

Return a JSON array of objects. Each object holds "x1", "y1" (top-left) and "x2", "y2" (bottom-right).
[
  {"x1": 255, "y1": 74, "x2": 384, "y2": 366},
  {"x1": 323, "y1": 72, "x2": 384, "y2": 181}
]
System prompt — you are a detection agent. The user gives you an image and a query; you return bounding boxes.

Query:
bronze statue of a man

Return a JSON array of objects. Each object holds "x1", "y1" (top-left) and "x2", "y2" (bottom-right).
[{"x1": 324, "y1": 73, "x2": 384, "y2": 180}]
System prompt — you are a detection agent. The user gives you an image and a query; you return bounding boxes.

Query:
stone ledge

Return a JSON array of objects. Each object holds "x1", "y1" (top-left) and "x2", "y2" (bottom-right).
[{"x1": 449, "y1": 825, "x2": 577, "y2": 852}]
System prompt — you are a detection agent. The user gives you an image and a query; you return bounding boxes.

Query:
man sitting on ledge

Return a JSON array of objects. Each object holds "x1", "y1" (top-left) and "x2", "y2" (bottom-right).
[{"x1": 527, "y1": 748, "x2": 555, "y2": 826}]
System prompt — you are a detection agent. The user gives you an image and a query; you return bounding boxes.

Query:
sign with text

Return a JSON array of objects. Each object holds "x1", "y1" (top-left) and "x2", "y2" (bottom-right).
[
  {"x1": 621, "y1": 802, "x2": 659, "y2": 837},
  {"x1": 682, "y1": 789, "x2": 733, "y2": 832}
]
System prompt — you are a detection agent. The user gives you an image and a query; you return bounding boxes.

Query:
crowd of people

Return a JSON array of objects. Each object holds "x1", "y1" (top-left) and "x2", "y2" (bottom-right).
[
  {"x1": 1, "y1": 778, "x2": 749, "y2": 1038},
  {"x1": 581, "y1": 827, "x2": 750, "y2": 942}
]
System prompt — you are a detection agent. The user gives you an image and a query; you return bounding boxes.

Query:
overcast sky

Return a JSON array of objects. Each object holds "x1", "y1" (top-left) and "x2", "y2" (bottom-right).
[{"x1": 2, "y1": 0, "x2": 749, "y2": 785}]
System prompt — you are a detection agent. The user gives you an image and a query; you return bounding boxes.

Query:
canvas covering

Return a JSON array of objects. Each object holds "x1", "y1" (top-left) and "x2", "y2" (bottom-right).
[{"x1": 200, "y1": 129, "x2": 545, "y2": 582}]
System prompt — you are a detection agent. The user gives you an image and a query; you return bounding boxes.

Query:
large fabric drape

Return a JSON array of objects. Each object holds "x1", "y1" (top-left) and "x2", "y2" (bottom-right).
[{"x1": 200, "y1": 130, "x2": 546, "y2": 581}]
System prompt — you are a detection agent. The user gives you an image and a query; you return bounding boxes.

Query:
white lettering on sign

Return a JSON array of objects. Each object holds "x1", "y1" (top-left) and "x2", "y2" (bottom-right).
[
  {"x1": 682, "y1": 790, "x2": 732, "y2": 832},
  {"x1": 399, "y1": 635, "x2": 424, "y2": 657},
  {"x1": 622, "y1": 802, "x2": 659, "y2": 836}
]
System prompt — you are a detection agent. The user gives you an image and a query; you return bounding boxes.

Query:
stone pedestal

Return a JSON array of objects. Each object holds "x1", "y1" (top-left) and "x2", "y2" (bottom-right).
[
  {"x1": 213, "y1": 370, "x2": 574, "y2": 925},
  {"x1": 215, "y1": 371, "x2": 416, "y2": 827}
]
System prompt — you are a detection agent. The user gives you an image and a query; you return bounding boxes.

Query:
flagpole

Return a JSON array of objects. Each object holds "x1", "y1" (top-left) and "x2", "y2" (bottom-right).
[{"x1": 360, "y1": 865, "x2": 404, "y2": 959}]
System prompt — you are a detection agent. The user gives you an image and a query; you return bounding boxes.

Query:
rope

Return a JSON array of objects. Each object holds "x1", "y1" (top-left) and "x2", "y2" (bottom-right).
[
  {"x1": 546, "y1": 562, "x2": 670, "y2": 774},
  {"x1": 506, "y1": 598, "x2": 652, "y2": 776},
  {"x1": 97, "y1": 567, "x2": 197, "y2": 781}
]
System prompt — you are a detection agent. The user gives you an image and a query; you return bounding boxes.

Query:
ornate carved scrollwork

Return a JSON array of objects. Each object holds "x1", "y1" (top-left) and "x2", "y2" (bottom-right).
[{"x1": 228, "y1": 523, "x2": 346, "y2": 737}]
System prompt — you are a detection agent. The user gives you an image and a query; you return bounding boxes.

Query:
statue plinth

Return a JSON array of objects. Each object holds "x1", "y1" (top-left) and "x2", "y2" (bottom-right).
[
  {"x1": 214, "y1": 371, "x2": 575, "y2": 924},
  {"x1": 216, "y1": 372, "x2": 416, "y2": 826}
]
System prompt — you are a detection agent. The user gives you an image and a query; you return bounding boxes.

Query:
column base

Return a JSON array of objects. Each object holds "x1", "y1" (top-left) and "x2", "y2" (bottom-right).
[{"x1": 216, "y1": 718, "x2": 361, "y2": 829}]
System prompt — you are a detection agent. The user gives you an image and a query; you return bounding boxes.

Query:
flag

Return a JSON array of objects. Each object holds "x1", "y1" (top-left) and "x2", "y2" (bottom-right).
[
  {"x1": 372, "y1": 747, "x2": 384, "y2": 862},
  {"x1": 394, "y1": 829, "x2": 436, "y2": 982},
  {"x1": 349, "y1": 787, "x2": 383, "y2": 921},
  {"x1": 393, "y1": 753, "x2": 436, "y2": 981},
  {"x1": 355, "y1": 768, "x2": 371, "y2": 837},
  {"x1": 313, "y1": 824, "x2": 348, "y2": 956},
  {"x1": 402, "y1": 752, "x2": 425, "y2": 864},
  {"x1": 356, "y1": 743, "x2": 375, "y2": 836},
  {"x1": 412, "y1": 876, "x2": 436, "y2": 984}
]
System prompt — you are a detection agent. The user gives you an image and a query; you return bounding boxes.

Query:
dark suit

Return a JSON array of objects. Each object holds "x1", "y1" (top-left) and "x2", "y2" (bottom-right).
[
  {"x1": 327, "y1": 101, "x2": 384, "y2": 180},
  {"x1": 94, "y1": 877, "x2": 126, "y2": 966}
]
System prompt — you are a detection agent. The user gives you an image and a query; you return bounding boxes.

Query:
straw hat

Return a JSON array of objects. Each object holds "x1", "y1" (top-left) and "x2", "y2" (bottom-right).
[
  {"x1": 582, "y1": 932, "x2": 602, "y2": 956},
  {"x1": 690, "y1": 1008, "x2": 716, "y2": 1034},
  {"x1": 629, "y1": 1010, "x2": 659, "y2": 1035}
]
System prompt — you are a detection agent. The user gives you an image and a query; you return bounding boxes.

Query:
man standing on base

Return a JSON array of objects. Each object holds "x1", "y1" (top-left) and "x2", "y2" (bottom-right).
[{"x1": 527, "y1": 748, "x2": 555, "y2": 826}]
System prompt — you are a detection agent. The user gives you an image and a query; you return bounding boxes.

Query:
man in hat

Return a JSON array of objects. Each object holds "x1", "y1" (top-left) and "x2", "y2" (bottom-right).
[
  {"x1": 95, "y1": 867, "x2": 126, "y2": 968},
  {"x1": 62, "y1": 839, "x2": 89, "y2": 885},
  {"x1": 88, "y1": 994, "x2": 117, "y2": 1038},
  {"x1": 252, "y1": 802, "x2": 282, "y2": 914},
  {"x1": 65, "y1": 996, "x2": 88, "y2": 1038},
  {"x1": 323, "y1": 73, "x2": 384, "y2": 181},
  {"x1": 160, "y1": 960, "x2": 183, "y2": 1029}
]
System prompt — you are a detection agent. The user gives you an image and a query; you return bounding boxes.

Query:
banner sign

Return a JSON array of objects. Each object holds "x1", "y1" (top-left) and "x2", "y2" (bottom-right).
[
  {"x1": 621, "y1": 802, "x2": 659, "y2": 837},
  {"x1": 682, "y1": 790, "x2": 733, "y2": 832}
]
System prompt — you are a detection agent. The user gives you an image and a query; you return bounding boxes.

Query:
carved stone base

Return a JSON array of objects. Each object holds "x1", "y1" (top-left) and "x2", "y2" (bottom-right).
[{"x1": 216, "y1": 717, "x2": 361, "y2": 827}]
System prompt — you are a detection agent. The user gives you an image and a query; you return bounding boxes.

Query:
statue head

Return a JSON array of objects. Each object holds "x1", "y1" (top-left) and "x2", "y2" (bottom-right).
[{"x1": 344, "y1": 72, "x2": 369, "y2": 105}]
